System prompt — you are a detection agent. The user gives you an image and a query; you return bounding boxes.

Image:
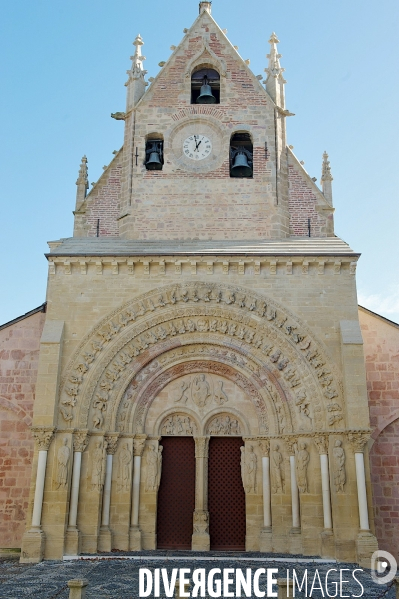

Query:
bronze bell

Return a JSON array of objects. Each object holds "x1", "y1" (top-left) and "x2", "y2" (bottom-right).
[
  {"x1": 196, "y1": 75, "x2": 216, "y2": 104},
  {"x1": 230, "y1": 149, "x2": 253, "y2": 177},
  {"x1": 145, "y1": 142, "x2": 163, "y2": 170}
]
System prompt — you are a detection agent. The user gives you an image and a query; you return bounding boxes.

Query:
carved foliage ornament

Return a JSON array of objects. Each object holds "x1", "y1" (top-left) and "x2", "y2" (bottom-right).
[
  {"x1": 32, "y1": 427, "x2": 55, "y2": 451},
  {"x1": 133, "y1": 435, "x2": 147, "y2": 457},
  {"x1": 313, "y1": 434, "x2": 328, "y2": 455},
  {"x1": 194, "y1": 436, "x2": 209, "y2": 459},
  {"x1": 348, "y1": 431, "x2": 370, "y2": 453},
  {"x1": 58, "y1": 283, "x2": 342, "y2": 430},
  {"x1": 73, "y1": 430, "x2": 90, "y2": 453},
  {"x1": 104, "y1": 433, "x2": 119, "y2": 455}
]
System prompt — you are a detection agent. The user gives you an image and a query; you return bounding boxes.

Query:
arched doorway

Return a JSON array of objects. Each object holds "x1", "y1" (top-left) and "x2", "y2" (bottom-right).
[
  {"x1": 156, "y1": 436, "x2": 196, "y2": 549},
  {"x1": 208, "y1": 436, "x2": 246, "y2": 550}
]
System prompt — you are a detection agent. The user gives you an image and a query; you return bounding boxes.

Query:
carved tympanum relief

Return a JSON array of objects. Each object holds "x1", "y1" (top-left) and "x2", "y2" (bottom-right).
[
  {"x1": 161, "y1": 414, "x2": 196, "y2": 435},
  {"x1": 54, "y1": 438, "x2": 70, "y2": 489},
  {"x1": 59, "y1": 283, "x2": 343, "y2": 434},
  {"x1": 333, "y1": 439, "x2": 346, "y2": 493},
  {"x1": 241, "y1": 445, "x2": 257, "y2": 494},
  {"x1": 208, "y1": 414, "x2": 241, "y2": 435},
  {"x1": 174, "y1": 374, "x2": 229, "y2": 408}
]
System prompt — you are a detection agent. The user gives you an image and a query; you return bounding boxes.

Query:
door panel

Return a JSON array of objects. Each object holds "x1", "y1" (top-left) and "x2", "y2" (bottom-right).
[
  {"x1": 208, "y1": 437, "x2": 246, "y2": 550},
  {"x1": 156, "y1": 436, "x2": 195, "y2": 550}
]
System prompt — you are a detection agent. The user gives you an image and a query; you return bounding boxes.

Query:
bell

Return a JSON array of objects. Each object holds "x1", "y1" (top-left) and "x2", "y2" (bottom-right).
[
  {"x1": 145, "y1": 150, "x2": 162, "y2": 170},
  {"x1": 196, "y1": 76, "x2": 216, "y2": 104},
  {"x1": 230, "y1": 151, "x2": 253, "y2": 177}
]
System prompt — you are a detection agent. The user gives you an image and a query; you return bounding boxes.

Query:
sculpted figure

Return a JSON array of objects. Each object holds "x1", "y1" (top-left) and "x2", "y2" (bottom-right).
[
  {"x1": 296, "y1": 441, "x2": 310, "y2": 493},
  {"x1": 230, "y1": 419, "x2": 241, "y2": 435},
  {"x1": 92, "y1": 396, "x2": 107, "y2": 429},
  {"x1": 333, "y1": 440, "x2": 346, "y2": 492},
  {"x1": 193, "y1": 511, "x2": 208, "y2": 534},
  {"x1": 55, "y1": 438, "x2": 70, "y2": 489},
  {"x1": 192, "y1": 374, "x2": 211, "y2": 407},
  {"x1": 117, "y1": 443, "x2": 132, "y2": 492},
  {"x1": 214, "y1": 380, "x2": 228, "y2": 405},
  {"x1": 146, "y1": 445, "x2": 159, "y2": 492},
  {"x1": 91, "y1": 440, "x2": 105, "y2": 491},
  {"x1": 245, "y1": 445, "x2": 257, "y2": 493},
  {"x1": 162, "y1": 417, "x2": 174, "y2": 434},
  {"x1": 272, "y1": 444, "x2": 285, "y2": 493},
  {"x1": 276, "y1": 405, "x2": 287, "y2": 434},
  {"x1": 240, "y1": 446, "x2": 246, "y2": 489},
  {"x1": 175, "y1": 380, "x2": 190, "y2": 403},
  {"x1": 221, "y1": 415, "x2": 231, "y2": 434},
  {"x1": 157, "y1": 446, "x2": 163, "y2": 488},
  {"x1": 209, "y1": 417, "x2": 222, "y2": 434}
]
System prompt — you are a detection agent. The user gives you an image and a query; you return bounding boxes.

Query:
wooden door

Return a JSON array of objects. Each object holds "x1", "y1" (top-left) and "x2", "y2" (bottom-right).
[{"x1": 156, "y1": 436, "x2": 195, "y2": 550}]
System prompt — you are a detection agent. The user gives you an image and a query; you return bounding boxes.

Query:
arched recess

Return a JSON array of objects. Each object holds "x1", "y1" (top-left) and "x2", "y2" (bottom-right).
[{"x1": 58, "y1": 282, "x2": 345, "y2": 434}]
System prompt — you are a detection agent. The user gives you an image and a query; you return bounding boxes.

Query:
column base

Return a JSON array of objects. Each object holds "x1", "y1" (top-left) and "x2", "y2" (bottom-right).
[
  {"x1": 129, "y1": 526, "x2": 142, "y2": 551},
  {"x1": 64, "y1": 527, "x2": 81, "y2": 556},
  {"x1": 288, "y1": 527, "x2": 302, "y2": 555},
  {"x1": 98, "y1": 526, "x2": 112, "y2": 552},
  {"x1": 320, "y1": 529, "x2": 335, "y2": 559},
  {"x1": 191, "y1": 532, "x2": 210, "y2": 551},
  {"x1": 356, "y1": 531, "x2": 379, "y2": 568},
  {"x1": 20, "y1": 528, "x2": 45, "y2": 563},
  {"x1": 259, "y1": 527, "x2": 272, "y2": 553}
]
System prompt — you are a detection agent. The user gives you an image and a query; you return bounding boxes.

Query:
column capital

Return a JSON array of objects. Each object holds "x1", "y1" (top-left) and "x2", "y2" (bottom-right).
[
  {"x1": 133, "y1": 434, "x2": 147, "y2": 457},
  {"x1": 194, "y1": 436, "x2": 210, "y2": 458},
  {"x1": 105, "y1": 433, "x2": 120, "y2": 455},
  {"x1": 31, "y1": 427, "x2": 55, "y2": 451},
  {"x1": 73, "y1": 429, "x2": 90, "y2": 453},
  {"x1": 347, "y1": 430, "x2": 370, "y2": 453},
  {"x1": 313, "y1": 434, "x2": 329, "y2": 455},
  {"x1": 284, "y1": 436, "x2": 298, "y2": 456},
  {"x1": 258, "y1": 438, "x2": 270, "y2": 457}
]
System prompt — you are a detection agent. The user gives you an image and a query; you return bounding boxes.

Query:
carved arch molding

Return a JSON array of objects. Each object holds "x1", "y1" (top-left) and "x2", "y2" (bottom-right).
[{"x1": 58, "y1": 282, "x2": 345, "y2": 434}]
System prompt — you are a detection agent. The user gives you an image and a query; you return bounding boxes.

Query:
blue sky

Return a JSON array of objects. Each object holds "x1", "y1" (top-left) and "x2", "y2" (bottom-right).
[{"x1": 0, "y1": 0, "x2": 398, "y2": 325}]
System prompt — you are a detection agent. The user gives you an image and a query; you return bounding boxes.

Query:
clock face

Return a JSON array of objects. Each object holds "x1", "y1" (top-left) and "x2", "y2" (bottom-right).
[{"x1": 183, "y1": 135, "x2": 212, "y2": 161}]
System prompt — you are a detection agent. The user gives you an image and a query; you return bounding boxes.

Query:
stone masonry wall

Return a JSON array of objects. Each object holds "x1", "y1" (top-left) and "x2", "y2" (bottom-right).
[
  {"x1": 359, "y1": 307, "x2": 399, "y2": 558},
  {"x1": 288, "y1": 161, "x2": 328, "y2": 237},
  {"x1": 0, "y1": 309, "x2": 46, "y2": 548},
  {"x1": 85, "y1": 155, "x2": 122, "y2": 238}
]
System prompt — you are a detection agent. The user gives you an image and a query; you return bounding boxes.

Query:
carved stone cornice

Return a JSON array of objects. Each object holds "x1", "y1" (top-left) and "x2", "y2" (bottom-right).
[
  {"x1": 347, "y1": 431, "x2": 371, "y2": 454},
  {"x1": 313, "y1": 434, "x2": 329, "y2": 455},
  {"x1": 105, "y1": 433, "x2": 120, "y2": 455},
  {"x1": 194, "y1": 436, "x2": 210, "y2": 459},
  {"x1": 258, "y1": 438, "x2": 270, "y2": 457},
  {"x1": 133, "y1": 434, "x2": 147, "y2": 457},
  {"x1": 73, "y1": 429, "x2": 90, "y2": 452},
  {"x1": 31, "y1": 427, "x2": 55, "y2": 451}
]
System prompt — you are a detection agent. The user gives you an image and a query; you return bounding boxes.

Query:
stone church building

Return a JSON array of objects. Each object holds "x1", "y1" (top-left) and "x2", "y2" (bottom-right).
[{"x1": 1, "y1": 1, "x2": 398, "y2": 566}]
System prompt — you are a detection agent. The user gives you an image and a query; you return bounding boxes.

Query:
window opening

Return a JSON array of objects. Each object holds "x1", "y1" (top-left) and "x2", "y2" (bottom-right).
[
  {"x1": 230, "y1": 132, "x2": 253, "y2": 178},
  {"x1": 191, "y1": 68, "x2": 220, "y2": 104},
  {"x1": 145, "y1": 139, "x2": 164, "y2": 171}
]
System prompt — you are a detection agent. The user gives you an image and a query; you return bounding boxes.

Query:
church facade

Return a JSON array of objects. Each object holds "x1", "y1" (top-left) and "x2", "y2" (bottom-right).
[{"x1": 1, "y1": 1, "x2": 398, "y2": 566}]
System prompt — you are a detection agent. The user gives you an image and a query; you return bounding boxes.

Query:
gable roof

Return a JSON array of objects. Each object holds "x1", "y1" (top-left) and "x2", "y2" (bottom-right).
[{"x1": 0, "y1": 303, "x2": 46, "y2": 332}]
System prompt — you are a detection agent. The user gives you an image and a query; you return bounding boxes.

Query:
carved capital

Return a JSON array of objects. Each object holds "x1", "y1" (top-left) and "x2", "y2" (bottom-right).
[
  {"x1": 105, "y1": 433, "x2": 120, "y2": 455},
  {"x1": 313, "y1": 434, "x2": 329, "y2": 455},
  {"x1": 194, "y1": 436, "x2": 210, "y2": 459},
  {"x1": 347, "y1": 431, "x2": 370, "y2": 453},
  {"x1": 73, "y1": 430, "x2": 90, "y2": 452},
  {"x1": 133, "y1": 434, "x2": 147, "y2": 457},
  {"x1": 31, "y1": 427, "x2": 55, "y2": 451},
  {"x1": 284, "y1": 436, "x2": 297, "y2": 456},
  {"x1": 258, "y1": 438, "x2": 270, "y2": 457}
]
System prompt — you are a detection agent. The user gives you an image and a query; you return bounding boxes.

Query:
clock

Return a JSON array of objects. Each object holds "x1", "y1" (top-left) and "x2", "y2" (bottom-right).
[{"x1": 183, "y1": 135, "x2": 212, "y2": 161}]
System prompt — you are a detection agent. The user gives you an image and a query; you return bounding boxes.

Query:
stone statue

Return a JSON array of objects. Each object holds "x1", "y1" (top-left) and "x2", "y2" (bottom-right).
[
  {"x1": 193, "y1": 511, "x2": 208, "y2": 534},
  {"x1": 296, "y1": 441, "x2": 310, "y2": 493},
  {"x1": 91, "y1": 440, "x2": 105, "y2": 491},
  {"x1": 145, "y1": 445, "x2": 159, "y2": 492},
  {"x1": 214, "y1": 380, "x2": 228, "y2": 405},
  {"x1": 117, "y1": 442, "x2": 132, "y2": 492},
  {"x1": 276, "y1": 405, "x2": 287, "y2": 434},
  {"x1": 157, "y1": 446, "x2": 163, "y2": 489},
  {"x1": 246, "y1": 445, "x2": 257, "y2": 493},
  {"x1": 333, "y1": 440, "x2": 346, "y2": 492},
  {"x1": 272, "y1": 444, "x2": 285, "y2": 493},
  {"x1": 92, "y1": 396, "x2": 107, "y2": 429},
  {"x1": 55, "y1": 438, "x2": 70, "y2": 489},
  {"x1": 192, "y1": 374, "x2": 211, "y2": 407}
]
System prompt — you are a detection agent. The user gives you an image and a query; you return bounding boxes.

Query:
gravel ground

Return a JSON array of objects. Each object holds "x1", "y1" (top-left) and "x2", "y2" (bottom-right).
[{"x1": 0, "y1": 553, "x2": 394, "y2": 599}]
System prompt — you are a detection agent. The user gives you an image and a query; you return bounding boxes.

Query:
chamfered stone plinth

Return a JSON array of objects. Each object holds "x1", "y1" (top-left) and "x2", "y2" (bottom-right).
[
  {"x1": 356, "y1": 531, "x2": 379, "y2": 568},
  {"x1": 129, "y1": 526, "x2": 142, "y2": 551},
  {"x1": 191, "y1": 532, "x2": 210, "y2": 551},
  {"x1": 64, "y1": 527, "x2": 81, "y2": 556},
  {"x1": 98, "y1": 526, "x2": 112, "y2": 552},
  {"x1": 20, "y1": 528, "x2": 45, "y2": 563},
  {"x1": 259, "y1": 526, "x2": 273, "y2": 552},
  {"x1": 320, "y1": 529, "x2": 336, "y2": 559},
  {"x1": 288, "y1": 527, "x2": 302, "y2": 555}
]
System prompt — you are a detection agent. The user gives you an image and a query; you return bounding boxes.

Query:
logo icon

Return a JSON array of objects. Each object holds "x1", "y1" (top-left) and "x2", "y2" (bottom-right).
[{"x1": 370, "y1": 550, "x2": 398, "y2": 584}]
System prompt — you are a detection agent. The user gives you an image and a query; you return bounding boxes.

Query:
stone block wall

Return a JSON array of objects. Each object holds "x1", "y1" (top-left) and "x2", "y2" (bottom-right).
[
  {"x1": 359, "y1": 306, "x2": 399, "y2": 559},
  {"x1": 0, "y1": 308, "x2": 46, "y2": 548}
]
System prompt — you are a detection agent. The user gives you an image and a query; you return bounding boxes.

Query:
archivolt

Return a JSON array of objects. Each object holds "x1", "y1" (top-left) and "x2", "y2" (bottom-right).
[{"x1": 57, "y1": 282, "x2": 344, "y2": 432}]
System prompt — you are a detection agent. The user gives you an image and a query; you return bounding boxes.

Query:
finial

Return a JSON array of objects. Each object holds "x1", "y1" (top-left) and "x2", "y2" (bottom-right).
[
  {"x1": 320, "y1": 151, "x2": 333, "y2": 205},
  {"x1": 129, "y1": 34, "x2": 146, "y2": 76},
  {"x1": 265, "y1": 32, "x2": 285, "y2": 81},
  {"x1": 199, "y1": 1, "x2": 212, "y2": 14},
  {"x1": 75, "y1": 156, "x2": 89, "y2": 208}
]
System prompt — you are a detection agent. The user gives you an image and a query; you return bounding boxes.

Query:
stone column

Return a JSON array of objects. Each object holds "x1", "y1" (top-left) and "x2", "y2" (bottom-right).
[
  {"x1": 98, "y1": 433, "x2": 119, "y2": 552},
  {"x1": 129, "y1": 434, "x2": 147, "y2": 550},
  {"x1": 286, "y1": 438, "x2": 302, "y2": 555},
  {"x1": 192, "y1": 436, "x2": 210, "y2": 551},
  {"x1": 65, "y1": 431, "x2": 90, "y2": 556},
  {"x1": 314, "y1": 435, "x2": 335, "y2": 558},
  {"x1": 20, "y1": 427, "x2": 55, "y2": 563},
  {"x1": 348, "y1": 431, "x2": 378, "y2": 566},
  {"x1": 258, "y1": 438, "x2": 272, "y2": 552}
]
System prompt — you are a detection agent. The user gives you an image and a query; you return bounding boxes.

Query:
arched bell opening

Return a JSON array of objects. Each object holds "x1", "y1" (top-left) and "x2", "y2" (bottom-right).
[
  {"x1": 145, "y1": 133, "x2": 164, "y2": 170},
  {"x1": 230, "y1": 131, "x2": 253, "y2": 178},
  {"x1": 191, "y1": 67, "x2": 220, "y2": 104}
]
